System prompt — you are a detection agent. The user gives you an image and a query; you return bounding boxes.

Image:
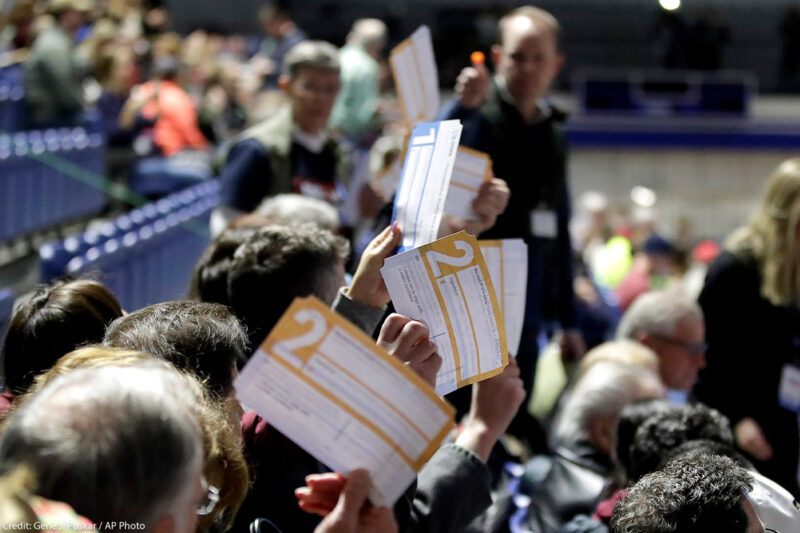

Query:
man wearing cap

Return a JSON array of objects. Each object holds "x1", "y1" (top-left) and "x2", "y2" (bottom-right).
[
  {"x1": 24, "y1": 0, "x2": 90, "y2": 127},
  {"x1": 213, "y1": 40, "x2": 350, "y2": 236}
]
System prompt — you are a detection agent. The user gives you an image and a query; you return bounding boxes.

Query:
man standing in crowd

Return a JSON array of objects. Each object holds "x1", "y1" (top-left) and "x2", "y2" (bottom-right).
[
  {"x1": 213, "y1": 40, "x2": 350, "y2": 236},
  {"x1": 329, "y1": 18, "x2": 387, "y2": 142},
  {"x1": 441, "y1": 6, "x2": 584, "y2": 418},
  {"x1": 24, "y1": 0, "x2": 90, "y2": 127}
]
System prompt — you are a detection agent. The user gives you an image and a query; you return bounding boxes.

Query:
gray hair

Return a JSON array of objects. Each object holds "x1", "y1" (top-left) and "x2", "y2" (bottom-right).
[
  {"x1": 616, "y1": 290, "x2": 703, "y2": 340},
  {"x1": 554, "y1": 361, "x2": 664, "y2": 446},
  {"x1": 255, "y1": 193, "x2": 341, "y2": 231},
  {"x1": 0, "y1": 363, "x2": 203, "y2": 528},
  {"x1": 347, "y1": 18, "x2": 387, "y2": 53},
  {"x1": 283, "y1": 40, "x2": 340, "y2": 78}
]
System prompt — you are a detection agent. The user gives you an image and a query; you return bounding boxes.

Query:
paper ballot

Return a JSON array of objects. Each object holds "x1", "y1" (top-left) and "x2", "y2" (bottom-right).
[
  {"x1": 392, "y1": 120, "x2": 462, "y2": 252},
  {"x1": 235, "y1": 297, "x2": 455, "y2": 507},
  {"x1": 381, "y1": 231, "x2": 509, "y2": 395},
  {"x1": 389, "y1": 26, "x2": 494, "y2": 226},
  {"x1": 390, "y1": 25, "x2": 440, "y2": 124},
  {"x1": 479, "y1": 240, "x2": 529, "y2": 356},
  {"x1": 444, "y1": 147, "x2": 492, "y2": 221}
]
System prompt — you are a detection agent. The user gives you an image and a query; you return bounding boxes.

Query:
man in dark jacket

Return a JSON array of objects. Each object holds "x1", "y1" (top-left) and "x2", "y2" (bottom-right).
[{"x1": 440, "y1": 6, "x2": 584, "y2": 436}]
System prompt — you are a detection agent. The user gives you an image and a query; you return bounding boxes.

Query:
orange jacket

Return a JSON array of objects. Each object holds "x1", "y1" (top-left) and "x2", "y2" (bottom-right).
[{"x1": 140, "y1": 80, "x2": 208, "y2": 156}]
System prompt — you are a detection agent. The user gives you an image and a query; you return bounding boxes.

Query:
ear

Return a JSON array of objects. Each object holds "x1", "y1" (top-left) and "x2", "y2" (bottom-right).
[
  {"x1": 491, "y1": 44, "x2": 503, "y2": 68},
  {"x1": 278, "y1": 75, "x2": 290, "y2": 92},
  {"x1": 636, "y1": 332, "x2": 655, "y2": 350}
]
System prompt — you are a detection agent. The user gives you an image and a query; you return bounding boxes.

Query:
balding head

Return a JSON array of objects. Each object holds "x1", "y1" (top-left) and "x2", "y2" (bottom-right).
[
  {"x1": 0, "y1": 363, "x2": 204, "y2": 532},
  {"x1": 617, "y1": 291, "x2": 706, "y2": 391}
]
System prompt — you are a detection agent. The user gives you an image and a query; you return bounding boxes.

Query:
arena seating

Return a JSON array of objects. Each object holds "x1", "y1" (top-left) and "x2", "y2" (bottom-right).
[
  {"x1": 40, "y1": 180, "x2": 219, "y2": 311},
  {"x1": 0, "y1": 127, "x2": 106, "y2": 242},
  {"x1": 0, "y1": 64, "x2": 26, "y2": 133}
]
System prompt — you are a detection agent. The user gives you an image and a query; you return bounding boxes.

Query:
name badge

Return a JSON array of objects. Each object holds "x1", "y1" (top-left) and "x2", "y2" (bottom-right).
[
  {"x1": 530, "y1": 209, "x2": 557, "y2": 239},
  {"x1": 778, "y1": 364, "x2": 800, "y2": 413}
]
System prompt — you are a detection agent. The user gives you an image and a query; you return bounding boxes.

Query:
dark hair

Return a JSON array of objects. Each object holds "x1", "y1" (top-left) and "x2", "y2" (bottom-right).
[
  {"x1": 103, "y1": 301, "x2": 248, "y2": 397},
  {"x1": 227, "y1": 224, "x2": 349, "y2": 350},
  {"x1": 1, "y1": 279, "x2": 123, "y2": 395},
  {"x1": 663, "y1": 439, "x2": 752, "y2": 470},
  {"x1": 610, "y1": 451, "x2": 754, "y2": 533},
  {"x1": 189, "y1": 226, "x2": 260, "y2": 305},
  {"x1": 615, "y1": 398, "x2": 673, "y2": 476},
  {"x1": 628, "y1": 403, "x2": 734, "y2": 482},
  {"x1": 259, "y1": 1, "x2": 293, "y2": 22}
]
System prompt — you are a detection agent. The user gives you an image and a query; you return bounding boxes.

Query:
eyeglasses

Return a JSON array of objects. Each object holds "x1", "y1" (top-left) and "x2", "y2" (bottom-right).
[
  {"x1": 297, "y1": 81, "x2": 340, "y2": 96},
  {"x1": 650, "y1": 333, "x2": 708, "y2": 356},
  {"x1": 197, "y1": 476, "x2": 220, "y2": 517}
]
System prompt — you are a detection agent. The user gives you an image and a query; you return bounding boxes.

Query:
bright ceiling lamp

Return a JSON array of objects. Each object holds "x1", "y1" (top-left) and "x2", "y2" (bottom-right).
[{"x1": 659, "y1": 0, "x2": 681, "y2": 11}]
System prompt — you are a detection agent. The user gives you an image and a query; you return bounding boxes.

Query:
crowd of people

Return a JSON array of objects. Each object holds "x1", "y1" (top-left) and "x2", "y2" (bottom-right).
[{"x1": 1, "y1": 1, "x2": 800, "y2": 532}]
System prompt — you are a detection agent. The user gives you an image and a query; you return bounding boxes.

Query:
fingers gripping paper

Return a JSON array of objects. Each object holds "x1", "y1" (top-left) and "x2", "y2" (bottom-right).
[
  {"x1": 392, "y1": 120, "x2": 462, "y2": 251},
  {"x1": 235, "y1": 297, "x2": 455, "y2": 507},
  {"x1": 390, "y1": 25, "x2": 439, "y2": 124},
  {"x1": 381, "y1": 232, "x2": 509, "y2": 395},
  {"x1": 479, "y1": 240, "x2": 529, "y2": 357}
]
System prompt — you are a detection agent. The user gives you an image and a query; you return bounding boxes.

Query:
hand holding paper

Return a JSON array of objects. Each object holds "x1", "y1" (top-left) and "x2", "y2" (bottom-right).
[
  {"x1": 377, "y1": 313, "x2": 442, "y2": 388},
  {"x1": 348, "y1": 223, "x2": 403, "y2": 309},
  {"x1": 235, "y1": 297, "x2": 455, "y2": 506},
  {"x1": 441, "y1": 176, "x2": 510, "y2": 236},
  {"x1": 312, "y1": 470, "x2": 399, "y2": 533},
  {"x1": 442, "y1": 147, "x2": 493, "y2": 223},
  {"x1": 473, "y1": 178, "x2": 510, "y2": 229},
  {"x1": 381, "y1": 231, "x2": 508, "y2": 395}
]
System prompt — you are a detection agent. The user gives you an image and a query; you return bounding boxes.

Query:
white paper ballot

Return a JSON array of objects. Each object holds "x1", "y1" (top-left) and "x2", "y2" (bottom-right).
[
  {"x1": 381, "y1": 231, "x2": 509, "y2": 395},
  {"x1": 444, "y1": 147, "x2": 492, "y2": 221},
  {"x1": 392, "y1": 120, "x2": 463, "y2": 252},
  {"x1": 235, "y1": 297, "x2": 454, "y2": 507},
  {"x1": 479, "y1": 240, "x2": 529, "y2": 356},
  {"x1": 390, "y1": 25, "x2": 440, "y2": 124}
]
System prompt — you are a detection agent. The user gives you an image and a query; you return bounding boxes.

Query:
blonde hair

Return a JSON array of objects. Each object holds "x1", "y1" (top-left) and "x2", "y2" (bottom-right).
[
  {"x1": 577, "y1": 340, "x2": 659, "y2": 379},
  {"x1": 727, "y1": 158, "x2": 800, "y2": 306}
]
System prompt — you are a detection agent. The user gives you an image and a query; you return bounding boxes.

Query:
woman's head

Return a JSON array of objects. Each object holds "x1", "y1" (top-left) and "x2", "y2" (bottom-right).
[
  {"x1": 1, "y1": 279, "x2": 123, "y2": 395},
  {"x1": 728, "y1": 158, "x2": 800, "y2": 306}
]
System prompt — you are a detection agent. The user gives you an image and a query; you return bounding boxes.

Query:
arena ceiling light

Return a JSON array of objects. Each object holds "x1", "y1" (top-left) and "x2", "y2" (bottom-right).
[{"x1": 659, "y1": 0, "x2": 681, "y2": 11}]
